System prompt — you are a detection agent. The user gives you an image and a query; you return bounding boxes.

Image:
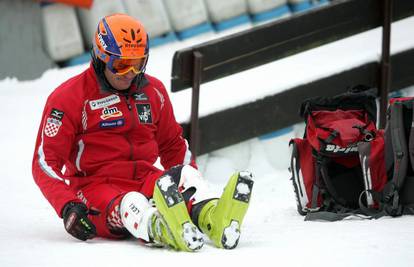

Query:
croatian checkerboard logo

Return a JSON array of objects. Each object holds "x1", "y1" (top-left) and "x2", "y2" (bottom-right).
[{"x1": 44, "y1": 118, "x2": 62, "y2": 137}]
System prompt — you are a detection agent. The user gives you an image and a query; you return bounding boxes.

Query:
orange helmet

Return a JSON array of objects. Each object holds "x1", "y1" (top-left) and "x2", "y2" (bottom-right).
[{"x1": 93, "y1": 14, "x2": 149, "y2": 75}]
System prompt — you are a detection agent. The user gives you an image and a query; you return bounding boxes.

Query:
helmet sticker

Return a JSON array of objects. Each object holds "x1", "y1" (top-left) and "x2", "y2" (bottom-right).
[
  {"x1": 101, "y1": 18, "x2": 122, "y2": 56},
  {"x1": 97, "y1": 32, "x2": 108, "y2": 50}
]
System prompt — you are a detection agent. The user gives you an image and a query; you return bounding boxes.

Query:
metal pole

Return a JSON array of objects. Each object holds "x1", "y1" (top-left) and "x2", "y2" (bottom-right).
[
  {"x1": 190, "y1": 51, "x2": 203, "y2": 160},
  {"x1": 379, "y1": 0, "x2": 392, "y2": 128}
]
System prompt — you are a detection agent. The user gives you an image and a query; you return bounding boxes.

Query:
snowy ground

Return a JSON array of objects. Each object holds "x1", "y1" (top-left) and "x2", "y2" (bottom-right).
[{"x1": 1, "y1": 16, "x2": 414, "y2": 267}]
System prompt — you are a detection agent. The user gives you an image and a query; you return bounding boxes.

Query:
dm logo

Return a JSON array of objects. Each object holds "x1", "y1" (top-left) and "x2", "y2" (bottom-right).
[{"x1": 100, "y1": 106, "x2": 123, "y2": 120}]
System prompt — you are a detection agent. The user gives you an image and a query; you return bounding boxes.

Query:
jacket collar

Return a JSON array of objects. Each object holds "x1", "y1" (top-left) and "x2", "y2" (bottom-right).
[{"x1": 87, "y1": 62, "x2": 149, "y2": 96}]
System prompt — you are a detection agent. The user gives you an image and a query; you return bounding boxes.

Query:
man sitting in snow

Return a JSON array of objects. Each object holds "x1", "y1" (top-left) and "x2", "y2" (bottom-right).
[{"x1": 32, "y1": 13, "x2": 253, "y2": 251}]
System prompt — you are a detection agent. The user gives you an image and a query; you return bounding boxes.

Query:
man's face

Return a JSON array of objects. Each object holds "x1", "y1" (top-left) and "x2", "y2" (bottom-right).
[{"x1": 104, "y1": 67, "x2": 137, "y2": 91}]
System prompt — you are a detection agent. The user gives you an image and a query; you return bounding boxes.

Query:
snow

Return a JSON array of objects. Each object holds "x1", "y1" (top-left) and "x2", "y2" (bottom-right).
[{"x1": 1, "y1": 16, "x2": 414, "y2": 267}]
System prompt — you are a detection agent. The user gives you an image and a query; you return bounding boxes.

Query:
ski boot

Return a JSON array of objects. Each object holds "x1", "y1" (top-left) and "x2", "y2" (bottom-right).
[
  {"x1": 198, "y1": 171, "x2": 254, "y2": 249},
  {"x1": 152, "y1": 174, "x2": 204, "y2": 252}
]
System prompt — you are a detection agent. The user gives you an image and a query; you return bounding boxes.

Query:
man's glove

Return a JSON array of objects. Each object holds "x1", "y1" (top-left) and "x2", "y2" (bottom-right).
[{"x1": 62, "y1": 202, "x2": 98, "y2": 241}]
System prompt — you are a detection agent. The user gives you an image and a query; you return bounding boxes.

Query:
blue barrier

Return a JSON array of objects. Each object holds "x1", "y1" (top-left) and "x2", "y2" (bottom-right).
[
  {"x1": 63, "y1": 52, "x2": 90, "y2": 67},
  {"x1": 176, "y1": 22, "x2": 214, "y2": 40},
  {"x1": 289, "y1": 1, "x2": 312, "y2": 13},
  {"x1": 258, "y1": 126, "x2": 294, "y2": 140},
  {"x1": 149, "y1": 32, "x2": 178, "y2": 47},
  {"x1": 312, "y1": 0, "x2": 330, "y2": 8},
  {"x1": 251, "y1": 4, "x2": 291, "y2": 23},
  {"x1": 213, "y1": 14, "x2": 251, "y2": 32}
]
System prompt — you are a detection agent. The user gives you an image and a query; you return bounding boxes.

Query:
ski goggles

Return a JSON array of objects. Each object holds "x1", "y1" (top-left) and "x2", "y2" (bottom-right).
[{"x1": 107, "y1": 56, "x2": 148, "y2": 76}]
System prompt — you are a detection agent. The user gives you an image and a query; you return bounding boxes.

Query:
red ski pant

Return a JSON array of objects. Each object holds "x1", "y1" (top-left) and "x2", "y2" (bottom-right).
[{"x1": 74, "y1": 176, "x2": 159, "y2": 239}]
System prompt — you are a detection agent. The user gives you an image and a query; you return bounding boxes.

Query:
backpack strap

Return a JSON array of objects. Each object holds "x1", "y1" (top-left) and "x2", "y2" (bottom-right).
[
  {"x1": 357, "y1": 189, "x2": 390, "y2": 219},
  {"x1": 304, "y1": 210, "x2": 372, "y2": 221},
  {"x1": 380, "y1": 101, "x2": 409, "y2": 216},
  {"x1": 310, "y1": 156, "x2": 321, "y2": 210},
  {"x1": 389, "y1": 101, "x2": 409, "y2": 189},
  {"x1": 305, "y1": 191, "x2": 371, "y2": 221},
  {"x1": 400, "y1": 100, "x2": 414, "y2": 214},
  {"x1": 317, "y1": 156, "x2": 348, "y2": 207},
  {"x1": 358, "y1": 141, "x2": 375, "y2": 207},
  {"x1": 304, "y1": 154, "x2": 363, "y2": 221},
  {"x1": 409, "y1": 100, "x2": 414, "y2": 171}
]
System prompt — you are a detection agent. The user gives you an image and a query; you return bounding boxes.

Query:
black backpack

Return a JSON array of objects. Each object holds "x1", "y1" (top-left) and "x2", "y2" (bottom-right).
[{"x1": 379, "y1": 97, "x2": 414, "y2": 216}]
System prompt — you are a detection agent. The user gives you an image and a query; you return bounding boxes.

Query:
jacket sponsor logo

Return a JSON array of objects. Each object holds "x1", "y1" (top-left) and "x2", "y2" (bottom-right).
[
  {"x1": 100, "y1": 106, "x2": 123, "y2": 120},
  {"x1": 132, "y1": 92, "x2": 148, "y2": 101},
  {"x1": 324, "y1": 144, "x2": 358, "y2": 153},
  {"x1": 89, "y1": 95, "x2": 120, "y2": 110},
  {"x1": 50, "y1": 108, "x2": 64, "y2": 120},
  {"x1": 136, "y1": 103, "x2": 152, "y2": 124},
  {"x1": 99, "y1": 118, "x2": 125, "y2": 128},
  {"x1": 44, "y1": 117, "x2": 62, "y2": 137}
]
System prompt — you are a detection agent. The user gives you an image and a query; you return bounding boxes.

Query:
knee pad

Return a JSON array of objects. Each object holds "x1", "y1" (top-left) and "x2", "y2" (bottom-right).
[{"x1": 120, "y1": 192, "x2": 156, "y2": 242}]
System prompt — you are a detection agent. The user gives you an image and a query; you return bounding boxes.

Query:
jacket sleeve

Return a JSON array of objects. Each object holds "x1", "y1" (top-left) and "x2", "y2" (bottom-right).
[
  {"x1": 154, "y1": 81, "x2": 196, "y2": 170},
  {"x1": 32, "y1": 88, "x2": 82, "y2": 217}
]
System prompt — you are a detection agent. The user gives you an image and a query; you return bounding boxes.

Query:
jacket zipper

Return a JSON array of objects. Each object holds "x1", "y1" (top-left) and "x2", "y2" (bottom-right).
[
  {"x1": 124, "y1": 95, "x2": 137, "y2": 180},
  {"x1": 125, "y1": 95, "x2": 132, "y2": 111}
]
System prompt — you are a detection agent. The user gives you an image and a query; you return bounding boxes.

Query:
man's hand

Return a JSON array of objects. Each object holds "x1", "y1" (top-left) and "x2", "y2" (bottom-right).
[{"x1": 62, "y1": 202, "x2": 98, "y2": 241}]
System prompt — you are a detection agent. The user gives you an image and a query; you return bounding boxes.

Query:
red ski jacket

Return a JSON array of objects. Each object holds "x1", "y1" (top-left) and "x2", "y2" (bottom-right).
[{"x1": 32, "y1": 66, "x2": 193, "y2": 217}]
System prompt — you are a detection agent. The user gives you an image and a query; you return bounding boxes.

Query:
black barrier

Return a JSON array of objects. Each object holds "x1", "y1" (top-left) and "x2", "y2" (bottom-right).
[{"x1": 180, "y1": 48, "x2": 414, "y2": 155}]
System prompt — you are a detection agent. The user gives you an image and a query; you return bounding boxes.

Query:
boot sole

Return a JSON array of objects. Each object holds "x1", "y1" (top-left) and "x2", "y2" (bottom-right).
[
  {"x1": 218, "y1": 171, "x2": 254, "y2": 249},
  {"x1": 153, "y1": 174, "x2": 204, "y2": 251}
]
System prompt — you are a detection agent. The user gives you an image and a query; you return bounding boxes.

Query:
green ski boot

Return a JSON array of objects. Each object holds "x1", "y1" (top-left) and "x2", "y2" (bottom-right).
[
  {"x1": 152, "y1": 174, "x2": 204, "y2": 252},
  {"x1": 198, "y1": 171, "x2": 254, "y2": 249}
]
